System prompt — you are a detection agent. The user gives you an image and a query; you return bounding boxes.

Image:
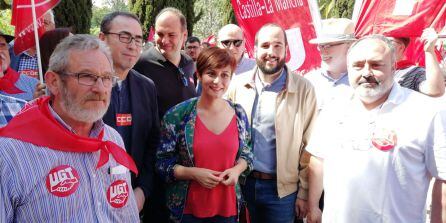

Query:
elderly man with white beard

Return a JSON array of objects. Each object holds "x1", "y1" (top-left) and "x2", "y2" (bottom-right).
[
  {"x1": 306, "y1": 35, "x2": 446, "y2": 223},
  {"x1": 0, "y1": 34, "x2": 140, "y2": 222}
]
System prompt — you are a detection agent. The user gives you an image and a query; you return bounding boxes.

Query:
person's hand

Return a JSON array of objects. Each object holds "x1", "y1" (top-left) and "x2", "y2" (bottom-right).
[
  {"x1": 192, "y1": 168, "x2": 222, "y2": 189},
  {"x1": 33, "y1": 82, "x2": 46, "y2": 99},
  {"x1": 421, "y1": 28, "x2": 438, "y2": 53},
  {"x1": 307, "y1": 206, "x2": 322, "y2": 223},
  {"x1": 133, "y1": 187, "x2": 145, "y2": 212},
  {"x1": 295, "y1": 198, "x2": 308, "y2": 219},
  {"x1": 219, "y1": 167, "x2": 242, "y2": 186}
]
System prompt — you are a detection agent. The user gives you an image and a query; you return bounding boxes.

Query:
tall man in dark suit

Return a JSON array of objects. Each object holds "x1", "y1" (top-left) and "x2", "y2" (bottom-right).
[{"x1": 99, "y1": 12, "x2": 160, "y2": 222}]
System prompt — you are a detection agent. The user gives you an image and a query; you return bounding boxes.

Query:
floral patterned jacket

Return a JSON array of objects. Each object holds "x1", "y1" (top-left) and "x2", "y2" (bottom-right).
[{"x1": 156, "y1": 97, "x2": 253, "y2": 223}]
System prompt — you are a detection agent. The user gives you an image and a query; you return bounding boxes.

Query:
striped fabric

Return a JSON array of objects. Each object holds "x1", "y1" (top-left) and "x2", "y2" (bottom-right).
[
  {"x1": 17, "y1": 53, "x2": 38, "y2": 74},
  {"x1": 0, "y1": 108, "x2": 140, "y2": 222},
  {"x1": 395, "y1": 66, "x2": 426, "y2": 92},
  {"x1": 0, "y1": 73, "x2": 38, "y2": 101},
  {"x1": 0, "y1": 94, "x2": 25, "y2": 127}
]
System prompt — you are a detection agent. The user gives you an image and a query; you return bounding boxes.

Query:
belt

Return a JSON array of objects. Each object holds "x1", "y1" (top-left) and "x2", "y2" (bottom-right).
[{"x1": 250, "y1": 170, "x2": 276, "y2": 180}]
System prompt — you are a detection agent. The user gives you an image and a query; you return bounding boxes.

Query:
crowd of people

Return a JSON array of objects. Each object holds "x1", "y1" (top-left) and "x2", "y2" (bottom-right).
[{"x1": 0, "y1": 6, "x2": 445, "y2": 223}]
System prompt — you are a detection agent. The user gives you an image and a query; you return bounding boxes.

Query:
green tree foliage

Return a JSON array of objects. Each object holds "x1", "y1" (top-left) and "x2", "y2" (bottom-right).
[
  {"x1": 193, "y1": 0, "x2": 223, "y2": 39},
  {"x1": 220, "y1": 0, "x2": 236, "y2": 25},
  {"x1": 53, "y1": 0, "x2": 93, "y2": 34},
  {"x1": 90, "y1": 0, "x2": 130, "y2": 35},
  {"x1": 130, "y1": 0, "x2": 201, "y2": 37},
  {"x1": 0, "y1": 0, "x2": 11, "y2": 10},
  {"x1": 318, "y1": 0, "x2": 354, "y2": 19},
  {"x1": 0, "y1": 9, "x2": 13, "y2": 35}
]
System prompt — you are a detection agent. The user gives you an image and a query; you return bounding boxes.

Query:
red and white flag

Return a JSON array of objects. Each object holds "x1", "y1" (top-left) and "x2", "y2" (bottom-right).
[
  {"x1": 11, "y1": 0, "x2": 61, "y2": 55},
  {"x1": 354, "y1": 0, "x2": 446, "y2": 65},
  {"x1": 202, "y1": 34, "x2": 216, "y2": 47},
  {"x1": 230, "y1": 0, "x2": 321, "y2": 72}
]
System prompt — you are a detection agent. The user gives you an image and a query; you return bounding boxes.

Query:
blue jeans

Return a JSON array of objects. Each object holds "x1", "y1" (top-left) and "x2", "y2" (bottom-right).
[
  {"x1": 242, "y1": 177, "x2": 296, "y2": 223},
  {"x1": 181, "y1": 214, "x2": 237, "y2": 223}
]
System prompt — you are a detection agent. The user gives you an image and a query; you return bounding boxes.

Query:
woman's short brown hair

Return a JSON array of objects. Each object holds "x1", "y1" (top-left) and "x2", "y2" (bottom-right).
[{"x1": 196, "y1": 47, "x2": 237, "y2": 77}]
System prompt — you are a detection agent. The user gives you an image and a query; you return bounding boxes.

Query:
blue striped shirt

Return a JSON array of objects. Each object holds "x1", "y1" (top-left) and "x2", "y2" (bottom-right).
[
  {"x1": 0, "y1": 70, "x2": 38, "y2": 101},
  {"x1": 0, "y1": 104, "x2": 139, "y2": 222},
  {"x1": 0, "y1": 94, "x2": 25, "y2": 127}
]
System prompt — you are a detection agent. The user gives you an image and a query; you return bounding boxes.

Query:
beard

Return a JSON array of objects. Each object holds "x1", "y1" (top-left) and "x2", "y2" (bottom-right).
[
  {"x1": 59, "y1": 81, "x2": 109, "y2": 123},
  {"x1": 256, "y1": 56, "x2": 286, "y2": 75},
  {"x1": 354, "y1": 76, "x2": 394, "y2": 104}
]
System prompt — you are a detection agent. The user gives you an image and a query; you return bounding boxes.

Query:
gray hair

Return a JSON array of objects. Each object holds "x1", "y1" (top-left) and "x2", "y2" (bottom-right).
[
  {"x1": 48, "y1": 34, "x2": 113, "y2": 74},
  {"x1": 347, "y1": 34, "x2": 396, "y2": 66},
  {"x1": 45, "y1": 10, "x2": 55, "y2": 24}
]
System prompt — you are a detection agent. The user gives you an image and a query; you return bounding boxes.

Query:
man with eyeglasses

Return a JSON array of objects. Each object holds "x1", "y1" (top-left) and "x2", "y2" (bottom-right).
[
  {"x1": 185, "y1": 36, "x2": 201, "y2": 62},
  {"x1": 304, "y1": 18, "x2": 356, "y2": 112},
  {"x1": 0, "y1": 34, "x2": 140, "y2": 222},
  {"x1": 0, "y1": 31, "x2": 38, "y2": 101},
  {"x1": 217, "y1": 24, "x2": 255, "y2": 76},
  {"x1": 99, "y1": 12, "x2": 160, "y2": 222},
  {"x1": 134, "y1": 7, "x2": 196, "y2": 118}
]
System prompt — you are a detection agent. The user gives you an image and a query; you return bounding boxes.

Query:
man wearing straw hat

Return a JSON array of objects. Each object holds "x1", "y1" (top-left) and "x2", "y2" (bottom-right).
[{"x1": 305, "y1": 18, "x2": 356, "y2": 112}]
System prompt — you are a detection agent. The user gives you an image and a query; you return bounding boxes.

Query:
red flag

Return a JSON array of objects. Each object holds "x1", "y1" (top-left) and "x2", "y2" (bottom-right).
[
  {"x1": 230, "y1": 0, "x2": 321, "y2": 72},
  {"x1": 11, "y1": 0, "x2": 61, "y2": 55},
  {"x1": 202, "y1": 34, "x2": 216, "y2": 47},
  {"x1": 147, "y1": 26, "x2": 155, "y2": 42},
  {"x1": 355, "y1": 0, "x2": 446, "y2": 66}
]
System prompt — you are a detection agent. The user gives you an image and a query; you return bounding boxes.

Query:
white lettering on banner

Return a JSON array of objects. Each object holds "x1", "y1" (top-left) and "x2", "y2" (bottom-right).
[
  {"x1": 285, "y1": 27, "x2": 305, "y2": 71},
  {"x1": 17, "y1": 18, "x2": 44, "y2": 38},
  {"x1": 392, "y1": 0, "x2": 415, "y2": 16},
  {"x1": 275, "y1": 0, "x2": 304, "y2": 11},
  {"x1": 236, "y1": 0, "x2": 304, "y2": 19},
  {"x1": 237, "y1": 0, "x2": 263, "y2": 19}
]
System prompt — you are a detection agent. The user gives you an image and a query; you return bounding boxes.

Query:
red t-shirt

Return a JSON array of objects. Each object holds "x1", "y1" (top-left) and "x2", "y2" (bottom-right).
[{"x1": 183, "y1": 115, "x2": 239, "y2": 218}]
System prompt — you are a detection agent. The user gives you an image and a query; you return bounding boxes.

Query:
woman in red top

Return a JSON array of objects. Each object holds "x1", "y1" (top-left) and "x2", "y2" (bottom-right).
[{"x1": 156, "y1": 47, "x2": 253, "y2": 223}]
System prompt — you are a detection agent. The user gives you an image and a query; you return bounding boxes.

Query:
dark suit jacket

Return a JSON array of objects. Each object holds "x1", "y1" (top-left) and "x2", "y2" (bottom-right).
[
  {"x1": 103, "y1": 69, "x2": 160, "y2": 199},
  {"x1": 133, "y1": 47, "x2": 197, "y2": 118}
]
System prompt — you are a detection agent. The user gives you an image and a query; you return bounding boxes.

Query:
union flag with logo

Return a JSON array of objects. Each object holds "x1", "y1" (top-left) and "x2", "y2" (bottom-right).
[{"x1": 11, "y1": 0, "x2": 61, "y2": 55}]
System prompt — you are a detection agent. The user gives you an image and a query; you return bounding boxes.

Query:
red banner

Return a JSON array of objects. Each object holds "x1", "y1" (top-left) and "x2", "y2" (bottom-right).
[
  {"x1": 11, "y1": 0, "x2": 60, "y2": 55},
  {"x1": 354, "y1": 0, "x2": 446, "y2": 65},
  {"x1": 230, "y1": 0, "x2": 321, "y2": 72}
]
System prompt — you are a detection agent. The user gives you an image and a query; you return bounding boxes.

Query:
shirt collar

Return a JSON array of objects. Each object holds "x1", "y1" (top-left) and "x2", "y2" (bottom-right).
[
  {"x1": 320, "y1": 68, "x2": 349, "y2": 83},
  {"x1": 255, "y1": 68, "x2": 286, "y2": 90}
]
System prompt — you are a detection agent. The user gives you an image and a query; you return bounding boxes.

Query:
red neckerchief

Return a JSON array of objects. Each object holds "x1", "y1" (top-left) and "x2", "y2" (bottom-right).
[
  {"x1": 0, "y1": 67, "x2": 25, "y2": 94},
  {"x1": 395, "y1": 59, "x2": 415, "y2": 70},
  {"x1": 0, "y1": 96, "x2": 138, "y2": 175}
]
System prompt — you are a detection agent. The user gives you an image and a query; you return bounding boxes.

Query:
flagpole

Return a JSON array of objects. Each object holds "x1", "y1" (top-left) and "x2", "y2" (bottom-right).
[{"x1": 30, "y1": 0, "x2": 44, "y2": 84}]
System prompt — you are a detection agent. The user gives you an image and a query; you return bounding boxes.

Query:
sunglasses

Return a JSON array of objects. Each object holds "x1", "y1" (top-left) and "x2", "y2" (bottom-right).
[{"x1": 220, "y1": 39, "x2": 243, "y2": 48}]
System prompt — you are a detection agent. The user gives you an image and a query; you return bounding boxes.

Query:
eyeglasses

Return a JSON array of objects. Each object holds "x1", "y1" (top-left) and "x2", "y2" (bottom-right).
[
  {"x1": 220, "y1": 39, "x2": 243, "y2": 48},
  {"x1": 317, "y1": 42, "x2": 345, "y2": 50},
  {"x1": 104, "y1": 31, "x2": 144, "y2": 47},
  {"x1": 0, "y1": 42, "x2": 9, "y2": 50},
  {"x1": 62, "y1": 72, "x2": 118, "y2": 87},
  {"x1": 186, "y1": 45, "x2": 199, "y2": 50},
  {"x1": 178, "y1": 68, "x2": 189, "y2": 87}
]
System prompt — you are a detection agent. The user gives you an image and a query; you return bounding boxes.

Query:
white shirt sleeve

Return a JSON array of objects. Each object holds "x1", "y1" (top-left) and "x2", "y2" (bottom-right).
[{"x1": 426, "y1": 110, "x2": 446, "y2": 180}]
